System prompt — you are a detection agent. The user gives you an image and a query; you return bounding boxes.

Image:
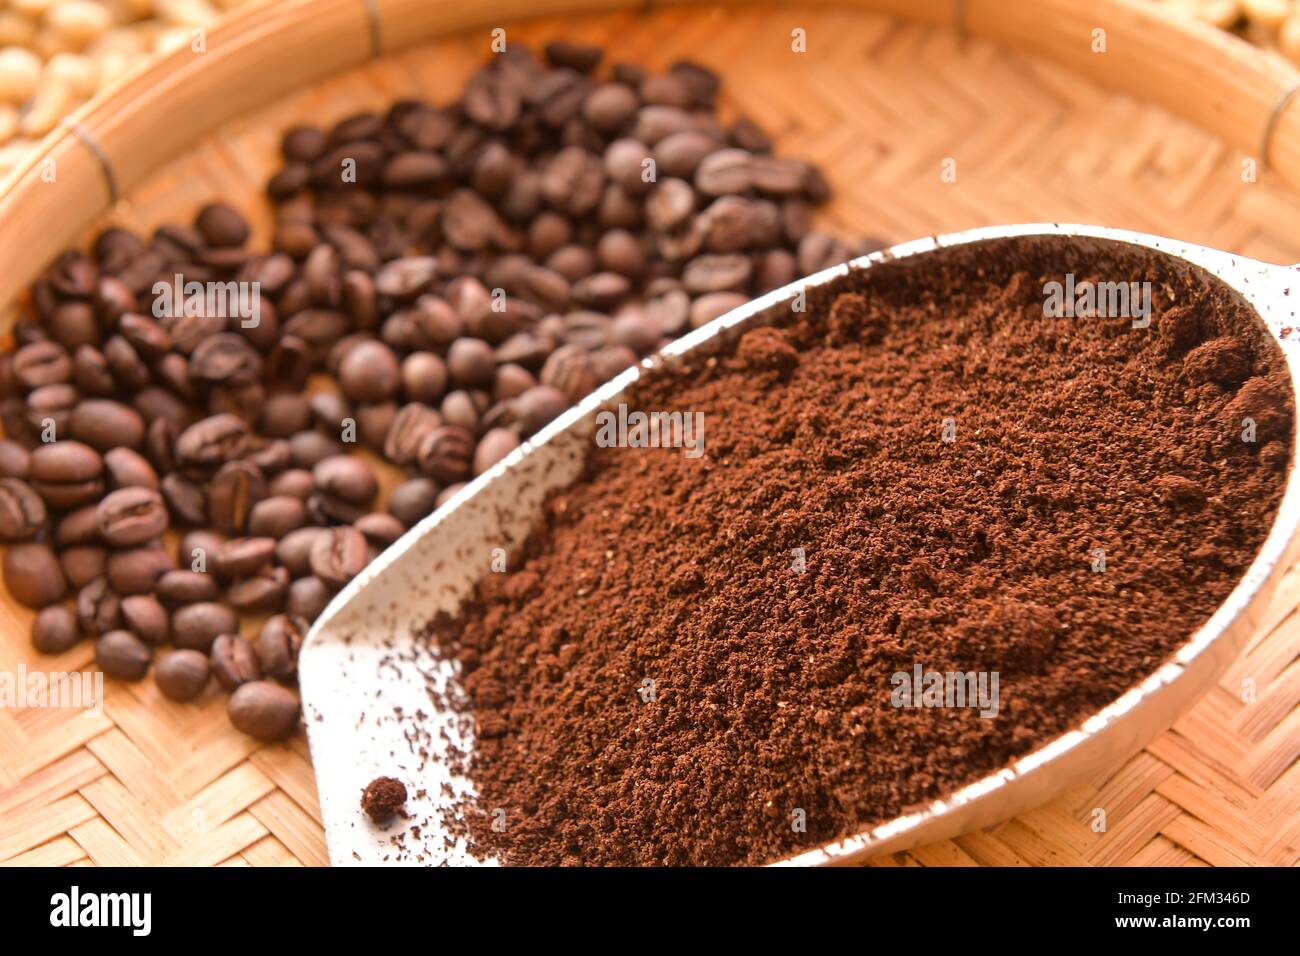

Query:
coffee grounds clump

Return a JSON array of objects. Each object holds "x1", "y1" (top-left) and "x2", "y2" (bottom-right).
[
  {"x1": 426, "y1": 238, "x2": 1293, "y2": 865},
  {"x1": 361, "y1": 776, "x2": 407, "y2": 824}
]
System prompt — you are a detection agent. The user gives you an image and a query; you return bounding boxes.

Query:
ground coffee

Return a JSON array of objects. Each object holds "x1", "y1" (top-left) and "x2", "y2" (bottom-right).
[{"x1": 428, "y1": 237, "x2": 1293, "y2": 865}]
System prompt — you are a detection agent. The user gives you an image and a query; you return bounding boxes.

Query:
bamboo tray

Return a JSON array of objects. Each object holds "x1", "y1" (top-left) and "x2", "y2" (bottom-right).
[{"x1": 1, "y1": 0, "x2": 1299, "y2": 867}]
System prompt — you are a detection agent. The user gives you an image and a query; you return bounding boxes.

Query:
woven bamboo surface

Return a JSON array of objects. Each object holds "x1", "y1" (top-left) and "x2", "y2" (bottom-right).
[{"x1": 2, "y1": 4, "x2": 1300, "y2": 868}]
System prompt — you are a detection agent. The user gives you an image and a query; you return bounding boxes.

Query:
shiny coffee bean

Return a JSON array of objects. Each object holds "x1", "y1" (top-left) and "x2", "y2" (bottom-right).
[
  {"x1": 156, "y1": 569, "x2": 221, "y2": 607},
  {"x1": 171, "y1": 602, "x2": 239, "y2": 653},
  {"x1": 211, "y1": 633, "x2": 262, "y2": 691},
  {"x1": 309, "y1": 526, "x2": 370, "y2": 589},
  {"x1": 257, "y1": 614, "x2": 307, "y2": 681},
  {"x1": 76, "y1": 577, "x2": 120, "y2": 636},
  {"x1": 276, "y1": 527, "x2": 328, "y2": 577},
  {"x1": 0, "y1": 477, "x2": 46, "y2": 542},
  {"x1": 120, "y1": 594, "x2": 170, "y2": 645},
  {"x1": 106, "y1": 544, "x2": 176, "y2": 595},
  {"x1": 286, "y1": 575, "x2": 331, "y2": 622},
  {"x1": 4, "y1": 542, "x2": 67, "y2": 608},
  {"x1": 228, "y1": 681, "x2": 300, "y2": 741},
  {"x1": 96, "y1": 630, "x2": 152, "y2": 681},
  {"x1": 212, "y1": 537, "x2": 277, "y2": 580},
  {"x1": 228, "y1": 565, "x2": 289, "y2": 613},
  {"x1": 32, "y1": 605, "x2": 81, "y2": 654},
  {"x1": 312, "y1": 455, "x2": 377, "y2": 505},
  {"x1": 208, "y1": 460, "x2": 266, "y2": 534},
  {"x1": 96, "y1": 487, "x2": 169, "y2": 547},
  {"x1": 387, "y1": 478, "x2": 438, "y2": 527},
  {"x1": 155, "y1": 649, "x2": 210, "y2": 701},
  {"x1": 60, "y1": 545, "x2": 107, "y2": 588}
]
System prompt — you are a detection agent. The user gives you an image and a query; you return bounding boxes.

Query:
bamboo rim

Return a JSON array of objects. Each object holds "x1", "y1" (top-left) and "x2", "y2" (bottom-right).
[{"x1": 1, "y1": 0, "x2": 1299, "y2": 325}]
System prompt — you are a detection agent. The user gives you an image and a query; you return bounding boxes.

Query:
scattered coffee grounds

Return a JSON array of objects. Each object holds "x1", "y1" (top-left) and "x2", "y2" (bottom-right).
[
  {"x1": 361, "y1": 776, "x2": 408, "y2": 825},
  {"x1": 428, "y1": 237, "x2": 1293, "y2": 865},
  {"x1": 0, "y1": 41, "x2": 866, "y2": 738}
]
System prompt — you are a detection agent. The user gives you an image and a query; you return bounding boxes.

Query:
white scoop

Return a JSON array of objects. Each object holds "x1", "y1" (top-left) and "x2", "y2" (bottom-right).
[{"x1": 298, "y1": 223, "x2": 1300, "y2": 866}]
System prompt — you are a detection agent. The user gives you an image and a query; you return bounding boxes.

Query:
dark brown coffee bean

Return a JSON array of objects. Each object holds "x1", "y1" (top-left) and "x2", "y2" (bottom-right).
[
  {"x1": 337, "y1": 340, "x2": 400, "y2": 403},
  {"x1": 26, "y1": 382, "x2": 78, "y2": 437},
  {"x1": 175, "y1": 414, "x2": 250, "y2": 472},
  {"x1": 28, "y1": 440, "x2": 104, "y2": 508},
  {"x1": 400, "y1": 352, "x2": 448, "y2": 404},
  {"x1": 49, "y1": 301, "x2": 99, "y2": 350},
  {"x1": 228, "y1": 681, "x2": 300, "y2": 741},
  {"x1": 695, "y1": 148, "x2": 753, "y2": 195},
  {"x1": 190, "y1": 334, "x2": 262, "y2": 388},
  {"x1": 354, "y1": 512, "x2": 405, "y2": 549},
  {"x1": 439, "y1": 390, "x2": 482, "y2": 433},
  {"x1": 464, "y1": 71, "x2": 522, "y2": 130},
  {"x1": 245, "y1": 495, "x2": 305, "y2": 539},
  {"x1": 54, "y1": 506, "x2": 98, "y2": 548},
  {"x1": 4, "y1": 542, "x2": 67, "y2": 608},
  {"x1": 257, "y1": 614, "x2": 307, "y2": 681},
  {"x1": 103, "y1": 447, "x2": 158, "y2": 490},
  {"x1": 96, "y1": 486, "x2": 168, "y2": 547},
  {"x1": 646, "y1": 178, "x2": 696, "y2": 232},
  {"x1": 159, "y1": 473, "x2": 206, "y2": 526},
  {"x1": 171, "y1": 602, "x2": 238, "y2": 652},
  {"x1": 229, "y1": 564, "x2": 289, "y2": 613},
  {"x1": 102, "y1": 335, "x2": 150, "y2": 390},
  {"x1": 77, "y1": 576, "x2": 120, "y2": 636},
  {"x1": 374, "y1": 256, "x2": 439, "y2": 298},
  {"x1": 445, "y1": 338, "x2": 495, "y2": 388},
  {"x1": 797, "y1": 231, "x2": 852, "y2": 276},
  {"x1": 289, "y1": 431, "x2": 345, "y2": 469},
  {"x1": 277, "y1": 527, "x2": 327, "y2": 577},
  {"x1": 416, "y1": 425, "x2": 475, "y2": 485},
  {"x1": 584, "y1": 83, "x2": 640, "y2": 131},
  {"x1": 654, "y1": 130, "x2": 721, "y2": 179},
  {"x1": 120, "y1": 594, "x2": 169, "y2": 644},
  {"x1": 117, "y1": 313, "x2": 172, "y2": 359},
  {"x1": 387, "y1": 478, "x2": 438, "y2": 527},
  {"x1": 196, "y1": 202, "x2": 250, "y2": 247},
  {"x1": 106, "y1": 543, "x2": 175, "y2": 595},
  {"x1": 260, "y1": 393, "x2": 312, "y2": 438},
  {"x1": 0, "y1": 477, "x2": 46, "y2": 542},
  {"x1": 33, "y1": 605, "x2": 80, "y2": 654},
  {"x1": 156, "y1": 569, "x2": 220, "y2": 607},
  {"x1": 268, "y1": 468, "x2": 314, "y2": 500},
  {"x1": 474, "y1": 428, "x2": 521, "y2": 475},
  {"x1": 286, "y1": 575, "x2": 331, "y2": 622},
  {"x1": 282, "y1": 124, "x2": 326, "y2": 162},
  {"x1": 471, "y1": 142, "x2": 517, "y2": 197},
  {"x1": 155, "y1": 649, "x2": 209, "y2": 701},
  {"x1": 309, "y1": 525, "x2": 370, "y2": 589},
  {"x1": 61, "y1": 545, "x2": 106, "y2": 588},
  {"x1": 633, "y1": 104, "x2": 695, "y2": 144},
  {"x1": 382, "y1": 403, "x2": 439, "y2": 466},
  {"x1": 544, "y1": 40, "x2": 603, "y2": 72},
  {"x1": 213, "y1": 537, "x2": 277, "y2": 580},
  {"x1": 515, "y1": 385, "x2": 570, "y2": 435},
  {"x1": 540, "y1": 345, "x2": 600, "y2": 403},
  {"x1": 207, "y1": 460, "x2": 266, "y2": 535},
  {"x1": 13, "y1": 341, "x2": 71, "y2": 389},
  {"x1": 682, "y1": 254, "x2": 752, "y2": 294},
  {"x1": 0, "y1": 439, "x2": 30, "y2": 478},
  {"x1": 211, "y1": 633, "x2": 262, "y2": 691},
  {"x1": 604, "y1": 138, "x2": 654, "y2": 194},
  {"x1": 689, "y1": 291, "x2": 749, "y2": 329},
  {"x1": 641, "y1": 72, "x2": 692, "y2": 108},
  {"x1": 96, "y1": 629, "x2": 152, "y2": 681},
  {"x1": 312, "y1": 454, "x2": 377, "y2": 506},
  {"x1": 145, "y1": 418, "x2": 177, "y2": 473},
  {"x1": 178, "y1": 529, "x2": 225, "y2": 571},
  {"x1": 383, "y1": 150, "x2": 449, "y2": 188},
  {"x1": 542, "y1": 146, "x2": 606, "y2": 217}
]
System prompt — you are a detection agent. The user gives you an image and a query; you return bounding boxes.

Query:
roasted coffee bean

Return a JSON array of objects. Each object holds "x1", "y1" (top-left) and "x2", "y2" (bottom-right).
[
  {"x1": 156, "y1": 569, "x2": 221, "y2": 607},
  {"x1": 247, "y1": 439, "x2": 292, "y2": 475},
  {"x1": 102, "y1": 335, "x2": 150, "y2": 391},
  {"x1": 446, "y1": 338, "x2": 497, "y2": 388},
  {"x1": 26, "y1": 383, "x2": 78, "y2": 437},
  {"x1": 77, "y1": 577, "x2": 121, "y2": 636},
  {"x1": 49, "y1": 301, "x2": 99, "y2": 351},
  {"x1": 286, "y1": 575, "x2": 332, "y2": 622},
  {"x1": 32, "y1": 605, "x2": 81, "y2": 654},
  {"x1": 55, "y1": 505, "x2": 100, "y2": 547},
  {"x1": 211, "y1": 633, "x2": 262, "y2": 691},
  {"x1": 160, "y1": 473, "x2": 207, "y2": 526},
  {"x1": 474, "y1": 428, "x2": 521, "y2": 475},
  {"x1": 515, "y1": 385, "x2": 569, "y2": 435},
  {"x1": 228, "y1": 681, "x2": 300, "y2": 741},
  {"x1": 695, "y1": 147, "x2": 753, "y2": 195},
  {"x1": 145, "y1": 419, "x2": 178, "y2": 473},
  {"x1": 584, "y1": 82, "x2": 640, "y2": 132},
  {"x1": 229, "y1": 565, "x2": 290, "y2": 613},
  {"x1": 4, "y1": 542, "x2": 67, "y2": 608},
  {"x1": 171, "y1": 602, "x2": 239, "y2": 653},
  {"x1": 120, "y1": 594, "x2": 170, "y2": 645},
  {"x1": 117, "y1": 314, "x2": 172, "y2": 360},
  {"x1": 388, "y1": 478, "x2": 439, "y2": 527},
  {"x1": 103, "y1": 447, "x2": 159, "y2": 491},
  {"x1": 541, "y1": 146, "x2": 606, "y2": 217},
  {"x1": 545, "y1": 40, "x2": 603, "y2": 72},
  {"x1": 289, "y1": 431, "x2": 345, "y2": 469},
  {"x1": 313, "y1": 455, "x2": 377, "y2": 505},
  {"x1": 61, "y1": 545, "x2": 107, "y2": 588},
  {"x1": 260, "y1": 393, "x2": 313, "y2": 438},
  {"x1": 374, "y1": 256, "x2": 439, "y2": 298},
  {"x1": 338, "y1": 340, "x2": 401, "y2": 403},
  {"x1": 96, "y1": 487, "x2": 169, "y2": 547},
  {"x1": 178, "y1": 530, "x2": 225, "y2": 571},
  {"x1": 29, "y1": 441, "x2": 104, "y2": 509},
  {"x1": 208, "y1": 460, "x2": 266, "y2": 534},
  {"x1": 269, "y1": 468, "x2": 315, "y2": 500},
  {"x1": 248, "y1": 496, "x2": 307, "y2": 538},
  {"x1": 276, "y1": 527, "x2": 327, "y2": 578},
  {"x1": 385, "y1": 403, "x2": 442, "y2": 466},
  {"x1": 257, "y1": 614, "x2": 307, "y2": 681},
  {"x1": 106, "y1": 544, "x2": 176, "y2": 595},
  {"x1": 175, "y1": 414, "x2": 250, "y2": 471},
  {"x1": 96, "y1": 630, "x2": 152, "y2": 681},
  {"x1": 196, "y1": 202, "x2": 250, "y2": 248},
  {"x1": 213, "y1": 537, "x2": 277, "y2": 580},
  {"x1": 0, "y1": 439, "x2": 30, "y2": 479},
  {"x1": 309, "y1": 526, "x2": 370, "y2": 589},
  {"x1": 401, "y1": 352, "x2": 448, "y2": 404},
  {"x1": 155, "y1": 649, "x2": 210, "y2": 701},
  {"x1": 417, "y1": 425, "x2": 475, "y2": 485},
  {"x1": 0, "y1": 477, "x2": 46, "y2": 542},
  {"x1": 13, "y1": 341, "x2": 71, "y2": 389},
  {"x1": 354, "y1": 512, "x2": 405, "y2": 549},
  {"x1": 440, "y1": 390, "x2": 482, "y2": 433},
  {"x1": 540, "y1": 345, "x2": 600, "y2": 403},
  {"x1": 683, "y1": 254, "x2": 752, "y2": 294},
  {"x1": 689, "y1": 291, "x2": 748, "y2": 328},
  {"x1": 190, "y1": 334, "x2": 263, "y2": 388}
]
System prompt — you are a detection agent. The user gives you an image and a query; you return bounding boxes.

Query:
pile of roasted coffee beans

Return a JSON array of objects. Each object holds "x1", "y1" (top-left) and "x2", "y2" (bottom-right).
[{"x1": 0, "y1": 41, "x2": 874, "y2": 740}]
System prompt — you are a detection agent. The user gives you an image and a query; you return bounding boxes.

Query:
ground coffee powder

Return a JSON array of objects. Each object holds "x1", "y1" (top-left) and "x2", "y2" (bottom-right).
[{"x1": 427, "y1": 237, "x2": 1293, "y2": 865}]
